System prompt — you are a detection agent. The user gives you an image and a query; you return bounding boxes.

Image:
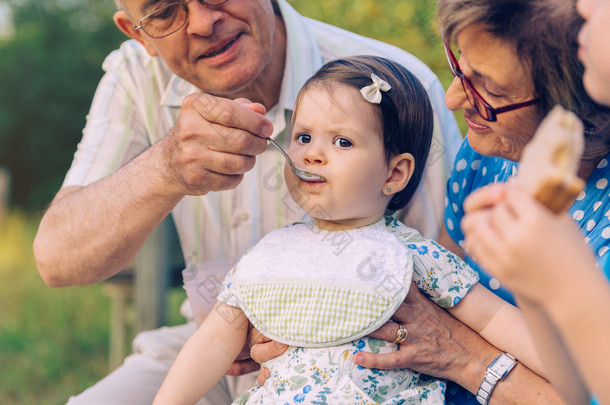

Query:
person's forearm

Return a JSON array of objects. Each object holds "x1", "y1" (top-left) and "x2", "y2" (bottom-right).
[
  {"x1": 487, "y1": 362, "x2": 565, "y2": 405},
  {"x1": 435, "y1": 308, "x2": 564, "y2": 404},
  {"x1": 449, "y1": 284, "x2": 544, "y2": 376},
  {"x1": 154, "y1": 302, "x2": 248, "y2": 405},
  {"x1": 425, "y1": 320, "x2": 555, "y2": 403},
  {"x1": 515, "y1": 297, "x2": 589, "y2": 404},
  {"x1": 34, "y1": 138, "x2": 184, "y2": 286},
  {"x1": 453, "y1": 323, "x2": 566, "y2": 405},
  {"x1": 359, "y1": 285, "x2": 565, "y2": 403},
  {"x1": 545, "y1": 270, "x2": 610, "y2": 405}
]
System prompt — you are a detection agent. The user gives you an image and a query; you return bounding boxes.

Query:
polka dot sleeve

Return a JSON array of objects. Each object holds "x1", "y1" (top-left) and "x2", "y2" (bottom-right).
[
  {"x1": 444, "y1": 138, "x2": 516, "y2": 251},
  {"x1": 443, "y1": 138, "x2": 518, "y2": 304},
  {"x1": 569, "y1": 156, "x2": 610, "y2": 262},
  {"x1": 444, "y1": 140, "x2": 610, "y2": 303}
]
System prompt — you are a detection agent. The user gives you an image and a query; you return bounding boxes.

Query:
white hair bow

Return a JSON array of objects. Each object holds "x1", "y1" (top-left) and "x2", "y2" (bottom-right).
[{"x1": 360, "y1": 73, "x2": 391, "y2": 104}]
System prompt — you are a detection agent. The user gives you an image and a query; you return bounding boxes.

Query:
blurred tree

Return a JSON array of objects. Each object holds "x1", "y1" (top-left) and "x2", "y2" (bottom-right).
[
  {"x1": 0, "y1": 0, "x2": 124, "y2": 212},
  {"x1": 288, "y1": 0, "x2": 453, "y2": 86}
]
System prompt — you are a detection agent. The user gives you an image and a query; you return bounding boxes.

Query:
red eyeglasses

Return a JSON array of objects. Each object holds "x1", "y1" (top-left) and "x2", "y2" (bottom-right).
[{"x1": 442, "y1": 35, "x2": 539, "y2": 122}]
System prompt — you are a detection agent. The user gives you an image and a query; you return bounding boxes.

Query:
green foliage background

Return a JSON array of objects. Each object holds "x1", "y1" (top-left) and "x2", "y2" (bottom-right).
[
  {"x1": 0, "y1": 0, "x2": 456, "y2": 213},
  {"x1": 289, "y1": 0, "x2": 452, "y2": 84},
  {"x1": 0, "y1": 212, "x2": 189, "y2": 405},
  {"x1": 0, "y1": 0, "x2": 126, "y2": 211}
]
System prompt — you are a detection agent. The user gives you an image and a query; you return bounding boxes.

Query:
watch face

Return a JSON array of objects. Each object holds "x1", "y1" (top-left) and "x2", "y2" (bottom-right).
[
  {"x1": 497, "y1": 356, "x2": 514, "y2": 368},
  {"x1": 492, "y1": 354, "x2": 516, "y2": 376}
]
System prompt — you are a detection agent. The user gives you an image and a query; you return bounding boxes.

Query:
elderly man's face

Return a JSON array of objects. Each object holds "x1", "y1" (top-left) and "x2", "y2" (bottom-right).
[{"x1": 117, "y1": 0, "x2": 278, "y2": 97}]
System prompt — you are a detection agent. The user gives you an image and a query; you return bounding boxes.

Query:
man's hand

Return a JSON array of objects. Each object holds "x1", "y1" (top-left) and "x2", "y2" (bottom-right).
[
  {"x1": 161, "y1": 94, "x2": 273, "y2": 196},
  {"x1": 33, "y1": 95, "x2": 272, "y2": 287},
  {"x1": 226, "y1": 326, "x2": 288, "y2": 386}
]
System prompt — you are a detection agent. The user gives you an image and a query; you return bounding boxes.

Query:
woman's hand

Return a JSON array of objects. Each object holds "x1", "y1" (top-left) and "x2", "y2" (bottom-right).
[
  {"x1": 357, "y1": 283, "x2": 565, "y2": 404},
  {"x1": 226, "y1": 326, "x2": 288, "y2": 385},
  {"x1": 355, "y1": 283, "x2": 490, "y2": 391}
]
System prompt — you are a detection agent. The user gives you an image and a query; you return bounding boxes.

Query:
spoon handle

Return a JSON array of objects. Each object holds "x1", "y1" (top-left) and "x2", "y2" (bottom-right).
[{"x1": 267, "y1": 137, "x2": 293, "y2": 163}]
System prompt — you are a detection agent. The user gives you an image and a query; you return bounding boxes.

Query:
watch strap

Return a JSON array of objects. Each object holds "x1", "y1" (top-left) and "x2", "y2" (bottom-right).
[{"x1": 476, "y1": 353, "x2": 517, "y2": 404}]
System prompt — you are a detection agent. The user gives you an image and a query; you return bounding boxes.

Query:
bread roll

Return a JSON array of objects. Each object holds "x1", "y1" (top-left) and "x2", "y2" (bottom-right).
[{"x1": 515, "y1": 105, "x2": 585, "y2": 213}]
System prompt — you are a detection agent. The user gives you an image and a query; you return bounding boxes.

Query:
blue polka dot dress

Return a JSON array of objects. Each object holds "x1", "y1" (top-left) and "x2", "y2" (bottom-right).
[{"x1": 443, "y1": 138, "x2": 610, "y2": 405}]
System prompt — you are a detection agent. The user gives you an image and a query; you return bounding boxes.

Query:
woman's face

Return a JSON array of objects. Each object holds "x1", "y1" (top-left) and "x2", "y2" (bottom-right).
[
  {"x1": 444, "y1": 24, "x2": 544, "y2": 162},
  {"x1": 577, "y1": 0, "x2": 610, "y2": 106}
]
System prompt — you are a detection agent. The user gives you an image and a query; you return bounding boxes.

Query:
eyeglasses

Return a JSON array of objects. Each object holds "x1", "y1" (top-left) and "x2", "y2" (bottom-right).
[
  {"x1": 133, "y1": 0, "x2": 230, "y2": 39},
  {"x1": 442, "y1": 35, "x2": 539, "y2": 122}
]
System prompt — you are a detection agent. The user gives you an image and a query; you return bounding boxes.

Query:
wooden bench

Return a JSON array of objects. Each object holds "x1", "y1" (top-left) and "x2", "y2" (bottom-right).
[
  {"x1": 0, "y1": 167, "x2": 10, "y2": 221},
  {"x1": 103, "y1": 216, "x2": 184, "y2": 370}
]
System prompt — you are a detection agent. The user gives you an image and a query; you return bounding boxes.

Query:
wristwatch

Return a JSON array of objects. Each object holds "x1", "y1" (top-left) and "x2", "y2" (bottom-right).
[{"x1": 476, "y1": 353, "x2": 517, "y2": 404}]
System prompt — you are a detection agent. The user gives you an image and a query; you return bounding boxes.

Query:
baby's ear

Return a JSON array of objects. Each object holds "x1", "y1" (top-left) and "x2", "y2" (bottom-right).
[
  {"x1": 383, "y1": 153, "x2": 415, "y2": 195},
  {"x1": 113, "y1": 10, "x2": 159, "y2": 57}
]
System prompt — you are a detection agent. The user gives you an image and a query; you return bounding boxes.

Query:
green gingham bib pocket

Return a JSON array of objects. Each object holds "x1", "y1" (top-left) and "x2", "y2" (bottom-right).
[{"x1": 221, "y1": 220, "x2": 413, "y2": 347}]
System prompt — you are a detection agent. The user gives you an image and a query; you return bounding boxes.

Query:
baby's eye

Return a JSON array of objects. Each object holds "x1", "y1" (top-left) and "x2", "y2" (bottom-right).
[
  {"x1": 333, "y1": 138, "x2": 353, "y2": 148},
  {"x1": 296, "y1": 133, "x2": 311, "y2": 144}
]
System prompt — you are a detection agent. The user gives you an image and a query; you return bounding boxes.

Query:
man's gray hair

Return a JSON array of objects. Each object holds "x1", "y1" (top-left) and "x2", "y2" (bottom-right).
[{"x1": 113, "y1": 1, "x2": 280, "y2": 13}]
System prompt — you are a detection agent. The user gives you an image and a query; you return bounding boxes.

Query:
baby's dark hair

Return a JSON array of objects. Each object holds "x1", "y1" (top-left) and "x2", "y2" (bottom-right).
[{"x1": 294, "y1": 55, "x2": 433, "y2": 211}]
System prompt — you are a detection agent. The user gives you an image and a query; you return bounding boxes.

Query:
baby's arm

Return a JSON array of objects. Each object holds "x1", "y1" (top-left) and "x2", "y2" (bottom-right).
[
  {"x1": 154, "y1": 301, "x2": 249, "y2": 405},
  {"x1": 448, "y1": 284, "x2": 545, "y2": 377}
]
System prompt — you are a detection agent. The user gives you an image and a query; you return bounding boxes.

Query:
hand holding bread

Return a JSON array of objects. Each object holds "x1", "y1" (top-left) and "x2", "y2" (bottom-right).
[{"x1": 514, "y1": 105, "x2": 586, "y2": 213}]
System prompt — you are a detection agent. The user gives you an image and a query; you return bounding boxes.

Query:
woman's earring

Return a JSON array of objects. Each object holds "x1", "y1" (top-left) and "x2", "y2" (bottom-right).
[{"x1": 386, "y1": 187, "x2": 392, "y2": 193}]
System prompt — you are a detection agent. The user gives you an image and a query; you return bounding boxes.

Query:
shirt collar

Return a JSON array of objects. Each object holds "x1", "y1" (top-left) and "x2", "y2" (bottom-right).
[
  {"x1": 160, "y1": 0, "x2": 323, "y2": 113},
  {"x1": 274, "y1": 0, "x2": 323, "y2": 112}
]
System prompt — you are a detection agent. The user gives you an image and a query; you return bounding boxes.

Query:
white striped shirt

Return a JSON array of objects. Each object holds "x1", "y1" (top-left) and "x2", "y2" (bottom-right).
[{"x1": 63, "y1": 0, "x2": 462, "y2": 269}]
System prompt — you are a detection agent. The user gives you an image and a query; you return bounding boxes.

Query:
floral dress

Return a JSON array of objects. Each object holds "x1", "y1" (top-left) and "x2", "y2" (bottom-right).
[{"x1": 217, "y1": 217, "x2": 479, "y2": 404}]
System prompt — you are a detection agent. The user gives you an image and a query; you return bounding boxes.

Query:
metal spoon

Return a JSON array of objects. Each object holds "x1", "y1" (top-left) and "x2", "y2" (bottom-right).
[{"x1": 267, "y1": 137, "x2": 326, "y2": 182}]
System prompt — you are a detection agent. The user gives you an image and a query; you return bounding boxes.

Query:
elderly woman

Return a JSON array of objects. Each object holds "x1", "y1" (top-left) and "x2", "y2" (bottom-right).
[
  {"x1": 459, "y1": 0, "x2": 610, "y2": 403},
  {"x1": 353, "y1": 0, "x2": 610, "y2": 404}
]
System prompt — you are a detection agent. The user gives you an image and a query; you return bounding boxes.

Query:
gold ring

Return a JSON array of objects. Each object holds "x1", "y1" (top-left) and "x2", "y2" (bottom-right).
[
  {"x1": 250, "y1": 343, "x2": 261, "y2": 364},
  {"x1": 394, "y1": 324, "x2": 408, "y2": 344}
]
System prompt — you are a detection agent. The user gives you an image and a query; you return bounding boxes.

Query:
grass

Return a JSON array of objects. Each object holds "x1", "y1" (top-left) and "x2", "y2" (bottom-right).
[{"x1": 0, "y1": 211, "x2": 187, "y2": 404}]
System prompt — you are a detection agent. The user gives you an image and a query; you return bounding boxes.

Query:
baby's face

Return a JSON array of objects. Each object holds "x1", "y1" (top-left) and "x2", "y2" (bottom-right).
[{"x1": 285, "y1": 84, "x2": 393, "y2": 231}]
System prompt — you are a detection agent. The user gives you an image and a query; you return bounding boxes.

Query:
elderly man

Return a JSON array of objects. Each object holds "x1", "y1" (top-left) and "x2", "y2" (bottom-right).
[{"x1": 33, "y1": 0, "x2": 461, "y2": 403}]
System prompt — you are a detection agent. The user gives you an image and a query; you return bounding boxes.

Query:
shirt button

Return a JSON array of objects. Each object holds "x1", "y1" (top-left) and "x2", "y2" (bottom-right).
[{"x1": 232, "y1": 210, "x2": 250, "y2": 227}]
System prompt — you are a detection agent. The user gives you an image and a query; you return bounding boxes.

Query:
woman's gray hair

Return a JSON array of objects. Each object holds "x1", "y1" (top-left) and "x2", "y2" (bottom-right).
[{"x1": 437, "y1": 0, "x2": 610, "y2": 162}]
